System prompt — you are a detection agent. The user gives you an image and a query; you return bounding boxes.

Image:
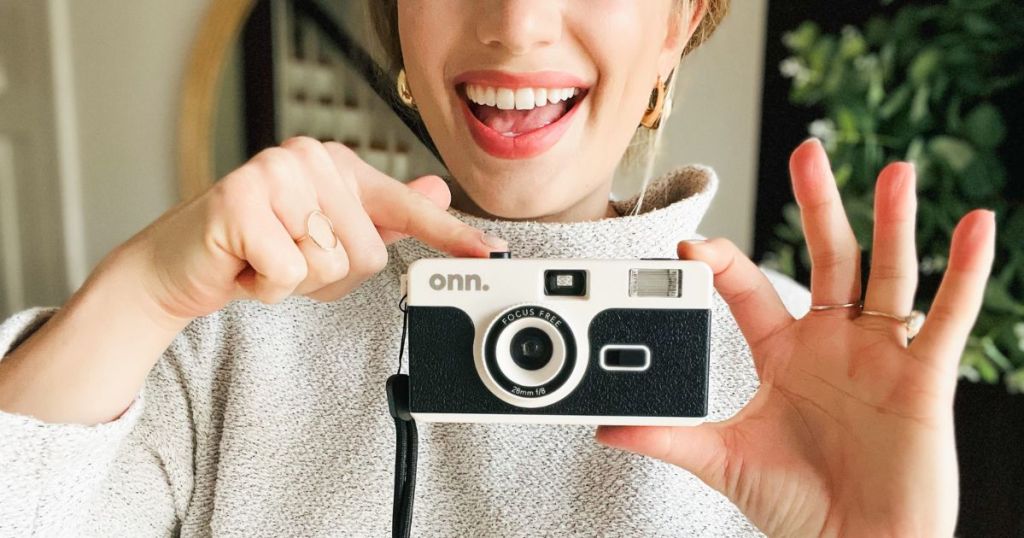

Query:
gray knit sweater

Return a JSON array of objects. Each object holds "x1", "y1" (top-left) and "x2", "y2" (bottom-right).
[{"x1": 0, "y1": 166, "x2": 809, "y2": 537}]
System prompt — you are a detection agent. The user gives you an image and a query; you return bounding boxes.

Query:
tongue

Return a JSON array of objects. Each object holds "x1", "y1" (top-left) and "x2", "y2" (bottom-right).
[{"x1": 474, "y1": 101, "x2": 569, "y2": 135}]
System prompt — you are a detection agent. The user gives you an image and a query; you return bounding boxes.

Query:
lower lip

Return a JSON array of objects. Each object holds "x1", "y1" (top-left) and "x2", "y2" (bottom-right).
[{"x1": 459, "y1": 95, "x2": 583, "y2": 160}]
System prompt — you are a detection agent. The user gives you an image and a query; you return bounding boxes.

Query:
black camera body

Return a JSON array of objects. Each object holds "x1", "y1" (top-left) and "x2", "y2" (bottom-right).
[{"x1": 404, "y1": 256, "x2": 712, "y2": 426}]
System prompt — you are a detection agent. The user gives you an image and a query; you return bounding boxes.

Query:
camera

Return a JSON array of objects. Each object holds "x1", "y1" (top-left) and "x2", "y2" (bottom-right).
[{"x1": 403, "y1": 254, "x2": 712, "y2": 426}]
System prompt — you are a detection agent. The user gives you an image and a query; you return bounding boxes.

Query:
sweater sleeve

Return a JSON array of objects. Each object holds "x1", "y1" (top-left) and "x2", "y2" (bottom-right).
[{"x1": 0, "y1": 307, "x2": 195, "y2": 536}]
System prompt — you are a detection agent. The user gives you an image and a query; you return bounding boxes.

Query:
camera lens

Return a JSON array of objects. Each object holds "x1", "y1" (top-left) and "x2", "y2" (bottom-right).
[
  {"x1": 509, "y1": 328, "x2": 553, "y2": 371},
  {"x1": 482, "y1": 304, "x2": 577, "y2": 404}
]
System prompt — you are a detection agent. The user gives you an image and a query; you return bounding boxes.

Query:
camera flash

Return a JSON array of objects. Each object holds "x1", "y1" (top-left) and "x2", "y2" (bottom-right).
[
  {"x1": 555, "y1": 274, "x2": 574, "y2": 287},
  {"x1": 629, "y1": 269, "x2": 682, "y2": 298}
]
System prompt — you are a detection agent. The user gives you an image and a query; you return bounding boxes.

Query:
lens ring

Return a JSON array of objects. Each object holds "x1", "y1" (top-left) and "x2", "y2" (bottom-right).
[{"x1": 482, "y1": 305, "x2": 576, "y2": 401}]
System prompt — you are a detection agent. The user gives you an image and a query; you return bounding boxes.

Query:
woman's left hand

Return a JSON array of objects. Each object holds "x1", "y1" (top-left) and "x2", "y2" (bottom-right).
[{"x1": 596, "y1": 138, "x2": 996, "y2": 537}]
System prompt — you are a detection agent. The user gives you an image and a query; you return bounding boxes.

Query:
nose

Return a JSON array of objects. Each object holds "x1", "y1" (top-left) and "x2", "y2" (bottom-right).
[{"x1": 475, "y1": 0, "x2": 562, "y2": 56}]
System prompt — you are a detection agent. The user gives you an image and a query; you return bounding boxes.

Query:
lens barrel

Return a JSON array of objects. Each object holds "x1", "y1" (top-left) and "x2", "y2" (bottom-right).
[{"x1": 509, "y1": 328, "x2": 553, "y2": 371}]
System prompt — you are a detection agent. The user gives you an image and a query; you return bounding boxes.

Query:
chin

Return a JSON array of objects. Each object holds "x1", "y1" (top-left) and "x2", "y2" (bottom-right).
[{"x1": 457, "y1": 171, "x2": 576, "y2": 220}]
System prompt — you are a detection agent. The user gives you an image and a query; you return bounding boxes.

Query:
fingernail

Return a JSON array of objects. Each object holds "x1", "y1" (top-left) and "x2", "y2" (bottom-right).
[
  {"x1": 680, "y1": 239, "x2": 706, "y2": 245},
  {"x1": 481, "y1": 233, "x2": 508, "y2": 250}
]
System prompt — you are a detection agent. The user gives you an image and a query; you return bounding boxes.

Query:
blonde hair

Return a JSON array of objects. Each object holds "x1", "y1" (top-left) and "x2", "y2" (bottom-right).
[{"x1": 367, "y1": 0, "x2": 730, "y2": 213}]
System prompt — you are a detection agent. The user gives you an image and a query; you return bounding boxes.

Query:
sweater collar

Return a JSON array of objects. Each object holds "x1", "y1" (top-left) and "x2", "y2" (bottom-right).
[{"x1": 394, "y1": 165, "x2": 718, "y2": 264}]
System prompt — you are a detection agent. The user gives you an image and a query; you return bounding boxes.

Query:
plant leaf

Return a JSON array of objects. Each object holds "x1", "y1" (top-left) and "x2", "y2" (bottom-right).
[
  {"x1": 928, "y1": 136, "x2": 975, "y2": 173},
  {"x1": 963, "y1": 103, "x2": 1007, "y2": 149}
]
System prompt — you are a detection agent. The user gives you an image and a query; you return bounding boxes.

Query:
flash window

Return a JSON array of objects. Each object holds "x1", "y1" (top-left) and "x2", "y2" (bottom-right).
[{"x1": 629, "y1": 268, "x2": 682, "y2": 298}]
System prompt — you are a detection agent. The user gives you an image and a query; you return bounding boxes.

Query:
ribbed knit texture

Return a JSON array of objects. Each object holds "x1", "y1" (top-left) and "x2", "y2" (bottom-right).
[{"x1": 0, "y1": 166, "x2": 809, "y2": 537}]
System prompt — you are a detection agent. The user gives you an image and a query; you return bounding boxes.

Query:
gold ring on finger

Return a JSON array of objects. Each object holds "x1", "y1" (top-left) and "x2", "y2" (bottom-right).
[
  {"x1": 296, "y1": 210, "x2": 339, "y2": 251},
  {"x1": 860, "y1": 309, "x2": 926, "y2": 339}
]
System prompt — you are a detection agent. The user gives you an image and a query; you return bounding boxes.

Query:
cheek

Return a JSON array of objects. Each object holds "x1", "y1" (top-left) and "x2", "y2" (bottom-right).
[
  {"x1": 396, "y1": 3, "x2": 458, "y2": 105},
  {"x1": 572, "y1": 3, "x2": 668, "y2": 131}
]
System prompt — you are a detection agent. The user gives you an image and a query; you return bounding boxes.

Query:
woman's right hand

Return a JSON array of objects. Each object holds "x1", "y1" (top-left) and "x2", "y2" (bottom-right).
[
  {"x1": 0, "y1": 138, "x2": 502, "y2": 424},
  {"x1": 127, "y1": 137, "x2": 504, "y2": 324}
]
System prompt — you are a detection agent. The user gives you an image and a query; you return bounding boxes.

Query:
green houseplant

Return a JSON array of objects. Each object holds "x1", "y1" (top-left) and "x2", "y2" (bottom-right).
[{"x1": 769, "y1": 0, "x2": 1024, "y2": 391}]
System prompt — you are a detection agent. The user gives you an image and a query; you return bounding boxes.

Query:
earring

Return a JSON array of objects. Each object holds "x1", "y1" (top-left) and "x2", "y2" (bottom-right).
[
  {"x1": 640, "y1": 76, "x2": 667, "y2": 129},
  {"x1": 397, "y1": 68, "x2": 416, "y2": 109}
]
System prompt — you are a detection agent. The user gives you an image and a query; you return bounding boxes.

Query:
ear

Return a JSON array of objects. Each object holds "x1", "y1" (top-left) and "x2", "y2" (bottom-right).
[{"x1": 657, "y1": 0, "x2": 708, "y2": 79}]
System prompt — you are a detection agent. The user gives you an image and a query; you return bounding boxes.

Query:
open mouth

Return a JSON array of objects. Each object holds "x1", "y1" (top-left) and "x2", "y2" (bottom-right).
[
  {"x1": 460, "y1": 84, "x2": 587, "y2": 137},
  {"x1": 456, "y1": 78, "x2": 589, "y2": 159}
]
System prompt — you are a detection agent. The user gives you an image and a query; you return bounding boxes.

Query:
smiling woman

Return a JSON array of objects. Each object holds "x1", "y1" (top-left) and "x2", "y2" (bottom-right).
[
  {"x1": 376, "y1": 0, "x2": 729, "y2": 220},
  {"x1": 0, "y1": 1, "x2": 998, "y2": 537}
]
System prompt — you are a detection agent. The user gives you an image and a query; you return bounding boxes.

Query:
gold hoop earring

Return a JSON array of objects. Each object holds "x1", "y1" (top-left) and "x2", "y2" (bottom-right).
[
  {"x1": 640, "y1": 76, "x2": 667, "y2": 129},
  {"x1": 397, "y1": 68, "x2": 416, "y2": 109}
]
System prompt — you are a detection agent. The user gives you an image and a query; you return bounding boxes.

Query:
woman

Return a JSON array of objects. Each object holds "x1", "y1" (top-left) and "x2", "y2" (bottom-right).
[{"x1": 0, "y1": 0, "x2": 995, "y2": 535}]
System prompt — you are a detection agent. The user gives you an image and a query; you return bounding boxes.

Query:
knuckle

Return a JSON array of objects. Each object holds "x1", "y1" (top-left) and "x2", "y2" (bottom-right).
[
  {"x1": 926, "y1": 305, "x2": 959, "y2": 326},
  {"x1": 351, "y1": 241, "x2": 389, "y2": 275},
  {"x1": 282, "y1": 135, "x2": 323, "y2": 153},
  {"x1": 868, "y1": 263, "x2": 907, "y2": 283},
  {"x1": 323, "y1": 141, "x2": 356, "y2": 161},
  {"x1": 723, "y1": 280, "x2": 764, "y2": 306},
  {"x1": 302, "y1": 249, "x2": 350, "y2": 285},
  {"x1": 283, "y1": 136, "x2": 332, "y2": 169},
  {"x1": 254, "y1": 147, "x2": 298, "y2": 183},
  {"x1": 869, "y1": 267, "x2": 919, "y2": 292},
  {"x1": 275, "y1": 259, "x2": 308, "y2": 288},
  {"x1": 253, "y1": 146, "x2": 290, "y2": 167},
  {"x1": 319, "y1": 142, "x2": 359, "y2": 188},
  {"x1": 812, "y1": 249, "x2": 857, "y2": 272},
  {"x1": 403, "y1": 188, "x2": 442, "y2": 220},
  {"x1": 325, "y1": 251, "x2": 352, "y2": 281},
  {"x1": 209, "y1": 174, "x2": 258, "y2": 221}
]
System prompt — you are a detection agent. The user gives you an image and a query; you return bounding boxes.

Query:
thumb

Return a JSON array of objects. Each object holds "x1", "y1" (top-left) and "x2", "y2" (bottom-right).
[
  {"x1": 405, "y1": 175, "x2": 453, "y2": 208},
  {"x1": 596, "y1": 425, "x2": 727, "y2": 491},
  {"x1": 377, "y1": 175, "x2": 453, "y2": 244}
]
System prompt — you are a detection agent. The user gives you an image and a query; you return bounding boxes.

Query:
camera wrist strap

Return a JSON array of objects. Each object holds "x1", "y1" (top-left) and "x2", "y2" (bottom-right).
[{"x1": 385, "y1": 296, "x2": 418, "y2": 538}]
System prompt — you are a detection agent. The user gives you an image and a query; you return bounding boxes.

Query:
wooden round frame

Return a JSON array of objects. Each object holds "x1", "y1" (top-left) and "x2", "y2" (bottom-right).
[{"x1": 177, "y1": 0, "x2": 255, "y2": 201}]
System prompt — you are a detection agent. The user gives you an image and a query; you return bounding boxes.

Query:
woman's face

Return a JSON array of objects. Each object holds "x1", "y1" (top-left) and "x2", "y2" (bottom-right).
[{"x1": 397, "y1": 0, "x2": 703, "y2": 221}]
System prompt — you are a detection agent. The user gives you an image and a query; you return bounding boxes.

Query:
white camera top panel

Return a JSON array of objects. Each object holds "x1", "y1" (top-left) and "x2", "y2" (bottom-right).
[{"x1": 406, "y1": 258, "x2": 712, "y2": 310}]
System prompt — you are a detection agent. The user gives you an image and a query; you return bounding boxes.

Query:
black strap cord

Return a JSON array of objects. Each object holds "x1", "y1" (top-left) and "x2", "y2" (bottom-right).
[
  {"x1": 386, "y1": 375, "x2": 417, "y2": 538},
  {"x1": 386, "y1": 296, "x2": 417, "y2": 538}
]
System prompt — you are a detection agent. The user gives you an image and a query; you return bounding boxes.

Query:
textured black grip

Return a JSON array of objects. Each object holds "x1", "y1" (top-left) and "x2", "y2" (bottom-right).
[{"x1": 407, "y1": 307, "x2": 710, "y2": 417}]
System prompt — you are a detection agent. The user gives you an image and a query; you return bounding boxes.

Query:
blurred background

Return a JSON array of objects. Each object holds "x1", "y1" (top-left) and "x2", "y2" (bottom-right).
[{"x1": 0, "y1": 0, "x2": 1020, "y2": 534}]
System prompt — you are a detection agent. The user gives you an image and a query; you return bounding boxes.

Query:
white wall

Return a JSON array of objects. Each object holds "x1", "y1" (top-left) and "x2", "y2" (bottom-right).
[
  {"x1": 0, "y1": 0, "x2": 68, "y2": 313},
  {"x1": 60, "y1": 0, "x2": 209, "y2": 280},
  {"x1": 627, "y1": 0, "x2": 769, "y2": 253}
]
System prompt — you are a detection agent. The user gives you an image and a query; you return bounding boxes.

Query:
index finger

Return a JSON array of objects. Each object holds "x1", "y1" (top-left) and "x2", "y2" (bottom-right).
[{"x1": 327, "y1": 144, "x2": 506, "y2": 258}]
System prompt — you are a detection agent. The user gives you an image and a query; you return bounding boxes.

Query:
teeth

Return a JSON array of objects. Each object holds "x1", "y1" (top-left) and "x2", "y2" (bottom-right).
[
  {"x1": 465, "y1": 84, "x2": 581, "y2": 109},
  {"x1": 495, "y1": 88, "x2": 516, "y2": 110},
  {"x1": 534, "y1": 88, "x2": 547, "y2": 105},
  {"x1": 514, "y1": 88, "x2": 534, "y2": 110}
]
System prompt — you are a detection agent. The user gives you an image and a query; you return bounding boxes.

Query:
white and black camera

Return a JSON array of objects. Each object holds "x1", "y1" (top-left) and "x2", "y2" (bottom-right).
[{"x1": 402, "y1": 254, "x2": 713, "y2": 427}]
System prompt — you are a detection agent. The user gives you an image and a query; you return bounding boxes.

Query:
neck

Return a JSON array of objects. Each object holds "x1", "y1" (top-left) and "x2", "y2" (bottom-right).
[{"x1": 449, "y1": 180, "x2": 620, "y2": 223}]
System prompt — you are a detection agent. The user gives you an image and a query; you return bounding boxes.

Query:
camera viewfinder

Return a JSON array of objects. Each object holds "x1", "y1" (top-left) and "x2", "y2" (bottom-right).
[{"x1": 544, "y1": 270, "x2": 587, "y2": 296}]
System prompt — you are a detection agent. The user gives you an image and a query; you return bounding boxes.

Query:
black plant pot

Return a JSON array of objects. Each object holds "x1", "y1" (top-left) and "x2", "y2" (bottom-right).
[{"x1": 954, "y1": 379, "x2": 1024, "y2": 536}]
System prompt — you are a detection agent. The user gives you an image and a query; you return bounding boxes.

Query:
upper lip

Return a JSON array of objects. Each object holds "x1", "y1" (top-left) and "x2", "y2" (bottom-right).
[{"x1": 453, "y1": 69, "x2": 590, "y2": 90}]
